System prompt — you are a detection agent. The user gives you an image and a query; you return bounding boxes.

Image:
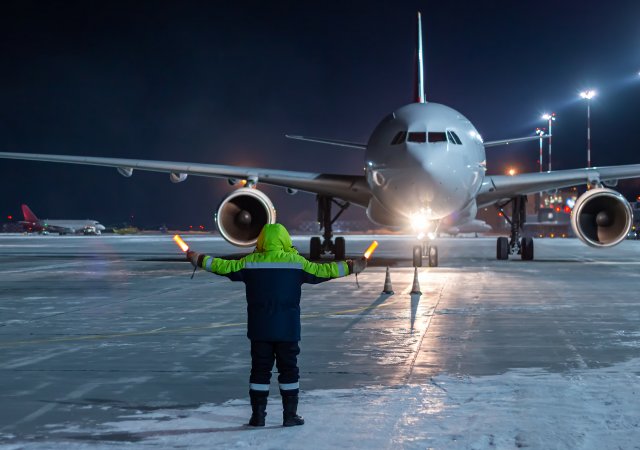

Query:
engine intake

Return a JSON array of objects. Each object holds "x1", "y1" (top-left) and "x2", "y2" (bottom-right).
[
  {"x1": 571, "y1": 187, "x2": 633, "y2": 247},
  {"x1": 216, "y1": 188, "x2": 276, "y2": 247}
]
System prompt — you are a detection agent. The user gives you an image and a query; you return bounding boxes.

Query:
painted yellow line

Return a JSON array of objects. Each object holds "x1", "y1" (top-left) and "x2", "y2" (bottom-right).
[{"x1": 0, "y1": 297, "x2": 399, "y2": 348}]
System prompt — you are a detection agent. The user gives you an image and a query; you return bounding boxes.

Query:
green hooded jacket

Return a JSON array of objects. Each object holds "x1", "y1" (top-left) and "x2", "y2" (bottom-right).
[{"x1": 199, "y1": 223, "x2": 349, "y2": 341}]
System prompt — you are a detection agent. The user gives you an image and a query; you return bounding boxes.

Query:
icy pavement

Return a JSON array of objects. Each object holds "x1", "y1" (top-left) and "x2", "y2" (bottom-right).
[
  {"x1": 2, "y1": 235, "x2": 640, "y2": 449},
  {"x1": 1, "y1": 358, "x2": 638, "y2": 449}
]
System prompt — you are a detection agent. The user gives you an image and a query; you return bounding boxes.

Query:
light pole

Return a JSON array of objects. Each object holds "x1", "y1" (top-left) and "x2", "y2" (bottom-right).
[
  {"x1": 535, "y1": 128, "x2": 545, "y2": 172},
  {"x1": 541, "y1": 113, "x2": 556, "y2": 171},
  {"x1": 535, "y1": 127, "x2": 545, "y2": 211},
  {"x1": 580, "y1": 90, "x2": 596, "y2": 168}
]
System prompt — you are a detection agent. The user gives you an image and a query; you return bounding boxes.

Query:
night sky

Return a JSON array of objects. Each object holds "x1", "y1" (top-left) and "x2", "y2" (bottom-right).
[{"x1": 2, "y1": 1, "x2": 640, "y2": 229}]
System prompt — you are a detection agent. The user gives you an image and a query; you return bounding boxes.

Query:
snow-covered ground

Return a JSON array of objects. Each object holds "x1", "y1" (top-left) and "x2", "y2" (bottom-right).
[{"x1": 3, "y1": 358, "x2": 638, "y2": 450}]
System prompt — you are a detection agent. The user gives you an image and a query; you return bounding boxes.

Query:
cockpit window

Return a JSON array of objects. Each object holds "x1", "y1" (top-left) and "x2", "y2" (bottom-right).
[
  {"x1": 390, "y1": 131, "x2": 407, "y2": 145},
  {"x1": 428, "y1": 132, "x2": 447, "y2": 143},
  {"x1": 407, "y1": 132, "x2": 427, "y2": 143},
  {"x1": 446, "y1": 131, "x2": 456, "y2": 144},
  {"x1": 448, "y1": 131, "x2": 463, "y2": 145}
]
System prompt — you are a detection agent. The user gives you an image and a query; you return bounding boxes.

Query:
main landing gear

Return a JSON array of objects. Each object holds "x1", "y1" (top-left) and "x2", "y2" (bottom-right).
[
  {"x1": 413, "y1": 241, "x2": 438, "y2": 267},
  {"x1": 309, "y1": 195, "x2": 350, "y2": 260},
  {"x1": 496, "y1": 195, "x2": 534, "y2": 261}
]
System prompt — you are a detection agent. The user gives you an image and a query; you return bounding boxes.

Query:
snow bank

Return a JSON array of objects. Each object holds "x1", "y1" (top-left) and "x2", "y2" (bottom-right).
[{"x1": 4, "y1": 358, "x2": 640, "y2": 449}]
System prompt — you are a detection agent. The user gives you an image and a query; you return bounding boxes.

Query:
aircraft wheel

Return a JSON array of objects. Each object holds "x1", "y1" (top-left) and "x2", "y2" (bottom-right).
[
  {"x1": 334, "y1": 237, "x2": 346, "y2": 260},
  {"x1": 413, "y1": 245, "x2": 422, "y2": 267},
  {"x1": 521, "y1": 237, "x2": 534, "y2": 261},
  {"x1": 310, "y1": 237, "x2": 321, "y2": 260},
  {"x1": 496, "y1": 237, "x2": 509, "y2": 260},
  {"x1": 428, "y1": 245, "x2": 438, "y2": 267}
]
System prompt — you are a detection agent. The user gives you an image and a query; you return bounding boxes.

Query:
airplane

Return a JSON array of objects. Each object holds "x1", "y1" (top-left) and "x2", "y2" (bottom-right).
[
  {"x1": 20, "y1": 204, "x2": 106, "y2": 235},
  {"x1": 1, "y1": 13, "x2": 638, "y2": 266}
]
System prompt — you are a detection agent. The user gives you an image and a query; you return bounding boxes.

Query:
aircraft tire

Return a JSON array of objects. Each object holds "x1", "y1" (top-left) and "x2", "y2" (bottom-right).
[
  {"x1": 334, "y1": 237, "x2": 346, "y2": 260},
  {"x1": 310, "y1": 237, "x2": 321, "y2": 260},
  {"x1": 428, "y1": 245, "x2": 438, "y2": 267},
  {"x1": 521, "y1": 237, "x2": 534, "y2": 261},
  {"x1": 496, "y1": 237, "x2": 509, "y2": 260},
  {"x1": 413, "y1": 245, "x2": 422, "y2": 267}
]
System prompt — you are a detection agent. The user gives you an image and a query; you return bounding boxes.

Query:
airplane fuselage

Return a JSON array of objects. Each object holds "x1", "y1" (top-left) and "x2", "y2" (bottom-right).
[
  {"x1": 364, "y1": 102, "x2": 486, "y2": 231},
  {"x1": 37, "y1": 219, "x2": 105, "y2": 234}
]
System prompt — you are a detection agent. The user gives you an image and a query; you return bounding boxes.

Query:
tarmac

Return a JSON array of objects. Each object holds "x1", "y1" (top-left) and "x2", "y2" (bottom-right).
[{"x1": 1, "y1": 234, "x2": 639, "y2": 448}]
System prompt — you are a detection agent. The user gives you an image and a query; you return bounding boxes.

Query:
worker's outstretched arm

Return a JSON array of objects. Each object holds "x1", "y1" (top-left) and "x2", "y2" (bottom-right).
[
  {"x1": 187, "y1": 250, "x2": 245, "y2": 281},
  {"x1": 300, "y1": 257, "x2": 366, "y2": 284}
]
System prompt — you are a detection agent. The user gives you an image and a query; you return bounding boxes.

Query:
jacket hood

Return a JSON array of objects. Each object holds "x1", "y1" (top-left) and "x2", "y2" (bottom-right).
[{"x1": 255, "y1": 223, "x2": 298, "y2": 254}]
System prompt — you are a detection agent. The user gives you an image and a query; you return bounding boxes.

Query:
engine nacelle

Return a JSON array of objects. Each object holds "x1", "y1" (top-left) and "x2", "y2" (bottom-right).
[
  {"x1": 571, "y1": 187, "x2": 633, "y2": 248},
  {"x1": 216, "y1": 188, "x2": 276, "y2": 247},
  {"x1": 170, "y1": 172, "x2": 188, "y2": 183}
]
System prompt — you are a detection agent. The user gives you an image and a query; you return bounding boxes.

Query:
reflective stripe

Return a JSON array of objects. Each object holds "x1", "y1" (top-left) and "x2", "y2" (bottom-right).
[
  {"x1": 279, "y1": 382, "x2": 299, "y2": 391},
  {"x1": 204, "y1": 256, "x2": 213, "y2": 271},
  {"x1": 244, "y1": 262, "x2": 303, "y2": 269},
  {"x1": 337, "y1": 261, "x2": 346, "y2": 277},
  {"x1": 250, "y1": 383, "x2": 270, "y2": 391}
]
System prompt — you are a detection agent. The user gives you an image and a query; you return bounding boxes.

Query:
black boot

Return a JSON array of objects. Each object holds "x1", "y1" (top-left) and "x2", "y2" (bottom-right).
[
  {"x1": 248, "y1": 391, "x2": 268, "y2": 427},
  {"x1": 282, "y1": 394, "x2": 304, "y2": 427}
]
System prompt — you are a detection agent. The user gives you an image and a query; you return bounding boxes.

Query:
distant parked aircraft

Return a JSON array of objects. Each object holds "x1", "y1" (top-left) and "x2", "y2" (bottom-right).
[{"x1": 20, "y1": 204, "x2": 105, "y2": 235}]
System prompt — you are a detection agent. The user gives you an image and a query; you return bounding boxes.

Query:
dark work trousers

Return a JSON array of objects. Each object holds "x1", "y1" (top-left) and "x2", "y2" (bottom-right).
[{"x1": 249, "y1": 341, "x2": 300, "y2": 397}]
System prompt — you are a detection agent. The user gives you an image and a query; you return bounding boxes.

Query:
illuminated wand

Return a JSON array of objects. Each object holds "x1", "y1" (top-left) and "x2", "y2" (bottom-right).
[{"x1": 173, "y1": 234, "x2": 197, "y2": 279}]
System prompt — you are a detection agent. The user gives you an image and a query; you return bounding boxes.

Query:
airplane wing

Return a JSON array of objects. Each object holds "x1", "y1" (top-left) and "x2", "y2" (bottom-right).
[
  {"x1": 285, "y1": 135, "x2": 367, "y2": 149},
  {"x1": 483, "y1": 134, "x2": 550, "y2": 148},
  {"x1": 0, "y1": 152, "x2": 371, "y2": 207},
  {"x1": 477, "y1": 164, "x2": 640, "y2": 207}
]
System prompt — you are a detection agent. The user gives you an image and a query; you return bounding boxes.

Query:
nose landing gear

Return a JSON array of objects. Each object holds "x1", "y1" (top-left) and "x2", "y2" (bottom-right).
[{"x1": 413, "y1": 241, "x2": 438, "y2": 267}]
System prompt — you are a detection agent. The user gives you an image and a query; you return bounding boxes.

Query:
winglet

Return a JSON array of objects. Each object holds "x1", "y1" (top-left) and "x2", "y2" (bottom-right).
[
  {"x1": 414, "y1": 12, "x2": 426, "y2": 103},
  {"x1": 21, "y1": 204, "x2": 39, "y2": 222}
]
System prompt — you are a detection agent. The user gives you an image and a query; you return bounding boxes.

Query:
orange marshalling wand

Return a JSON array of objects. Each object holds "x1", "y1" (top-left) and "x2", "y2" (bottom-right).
[
  {"x1": 363, "y1": 240, "x2": 379, "y2": 259},
  {"x1": 173, "y1": 234, "x2": 189, "y2": 252}
]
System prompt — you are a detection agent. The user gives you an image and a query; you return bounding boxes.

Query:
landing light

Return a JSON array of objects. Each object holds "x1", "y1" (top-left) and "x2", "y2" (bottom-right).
[{"x1": 410, "y1": 211, "x2": 429, "y2": 231}]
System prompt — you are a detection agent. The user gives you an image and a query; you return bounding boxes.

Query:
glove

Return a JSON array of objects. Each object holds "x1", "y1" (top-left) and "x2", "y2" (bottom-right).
[
  {"x1": 347, "y1": 257, "x2": 367, "y2": 275},
  {"x1": 186, "y1": 250, "x2": 201, "y2": 268}
]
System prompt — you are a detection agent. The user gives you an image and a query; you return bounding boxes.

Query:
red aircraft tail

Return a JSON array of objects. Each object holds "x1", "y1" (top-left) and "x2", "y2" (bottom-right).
[{"x1": 21, "y1": 204, "x2": 39, "y2": 223}]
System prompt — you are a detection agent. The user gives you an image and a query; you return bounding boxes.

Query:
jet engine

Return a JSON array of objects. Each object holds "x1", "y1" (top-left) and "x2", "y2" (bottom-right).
[
  {"x1": 215, "y1": 188, "x2": 276, "y2": 247},
  {"x1": 570, "y1": 187, "x2": 633, "y2": 247}
]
